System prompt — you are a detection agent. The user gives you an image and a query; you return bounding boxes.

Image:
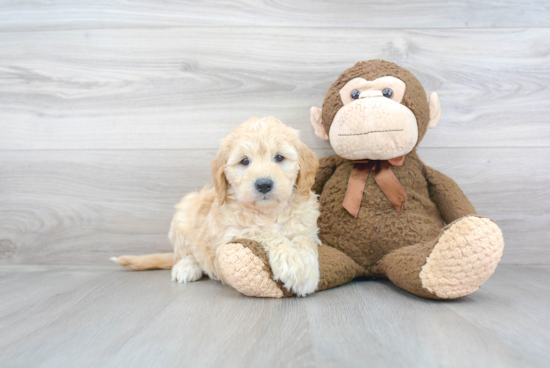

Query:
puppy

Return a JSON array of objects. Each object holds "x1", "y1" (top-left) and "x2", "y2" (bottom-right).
[{"x1": 112, "y1": 117, "x2": 321, "y2": 296}]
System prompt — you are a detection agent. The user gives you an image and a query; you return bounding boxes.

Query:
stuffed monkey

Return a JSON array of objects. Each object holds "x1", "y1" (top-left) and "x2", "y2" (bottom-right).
[{"x1": 217, "y1": 60, "x2": 504, "y2": 299}]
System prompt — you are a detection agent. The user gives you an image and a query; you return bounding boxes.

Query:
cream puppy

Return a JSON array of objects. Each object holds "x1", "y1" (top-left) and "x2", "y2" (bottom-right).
[{"x1": 112, "y1": 117, "x2": 321, "y2": 296}]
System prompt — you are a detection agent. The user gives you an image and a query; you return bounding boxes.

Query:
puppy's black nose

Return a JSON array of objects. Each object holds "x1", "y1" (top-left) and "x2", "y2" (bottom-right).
[{"x1": 255, "y1": 178, "x2": 274, "y2": 194}]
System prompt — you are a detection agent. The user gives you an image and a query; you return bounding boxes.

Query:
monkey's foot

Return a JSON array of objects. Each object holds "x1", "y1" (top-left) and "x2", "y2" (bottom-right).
[
  {"x1": 216, "y1": 239, "x2": 293, "y2": 298},
  {"x1": 420, "y1": 216, "x2": 504, "y2": 299}
]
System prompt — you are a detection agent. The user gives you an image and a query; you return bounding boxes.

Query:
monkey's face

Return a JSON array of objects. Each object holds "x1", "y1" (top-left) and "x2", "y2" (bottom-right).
[
  {"x1": 329, "y1": 76, "x2": 417, "y2": 160},
  {"x1": 310, "y1": 60, "x2": 441, "y2": 161}
]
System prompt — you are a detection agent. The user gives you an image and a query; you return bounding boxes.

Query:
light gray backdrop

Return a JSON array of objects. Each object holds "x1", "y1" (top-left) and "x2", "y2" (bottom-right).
[{"x1": 1, "y1": 1, "x2": 548, "y2": 265}]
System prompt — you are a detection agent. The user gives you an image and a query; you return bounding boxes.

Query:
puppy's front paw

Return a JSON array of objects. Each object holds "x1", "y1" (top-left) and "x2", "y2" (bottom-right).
[
  {"x1": 270, "y1": 238, "x2": 319, "y2": 297},
  {"x1": 171, "y1": 258, "x2": 203, "y2": 283}
]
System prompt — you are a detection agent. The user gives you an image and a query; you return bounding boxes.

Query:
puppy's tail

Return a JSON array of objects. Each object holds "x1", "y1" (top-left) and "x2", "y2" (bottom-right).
[{"x1": 110, "y1": 253, "x2": 174, "y2": 271}]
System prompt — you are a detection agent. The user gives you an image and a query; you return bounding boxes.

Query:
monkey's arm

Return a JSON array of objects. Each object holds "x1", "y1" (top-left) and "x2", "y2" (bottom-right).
[
  {"x1": 423, "y1": 165, "x2": 477, "y2": 224},
  {"x1": 312, "y1": 154, "x2": 346, "y2": 195}
]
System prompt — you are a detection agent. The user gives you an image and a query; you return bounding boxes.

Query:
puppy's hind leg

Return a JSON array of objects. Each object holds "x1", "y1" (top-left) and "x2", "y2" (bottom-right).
[
  {"x1": 171, "y1": 257, "x2": 203, "y2": 283},
  {"x1": 170, "y1": 226, "x2": 203, "y2": 283}
]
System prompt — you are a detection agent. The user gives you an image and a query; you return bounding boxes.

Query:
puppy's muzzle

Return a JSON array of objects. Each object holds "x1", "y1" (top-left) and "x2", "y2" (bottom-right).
[{"x1": 255, "y1": 178, "x2": 274, "y2": 194}]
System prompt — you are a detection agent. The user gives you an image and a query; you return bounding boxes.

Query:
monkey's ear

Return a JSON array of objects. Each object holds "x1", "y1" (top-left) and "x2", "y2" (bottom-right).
[
  {"x1": 310, "y1": 107, "x2": 329, "y2": 140},
  {"x1": 211, "y1": 146, "x2": 229, "y2": 205},
  {"x1": 296, "y1": 142, "x2": 319, "y2": 196},
  {"x1": 427, "y1": 92, "x2": 441, "y2": 129}
]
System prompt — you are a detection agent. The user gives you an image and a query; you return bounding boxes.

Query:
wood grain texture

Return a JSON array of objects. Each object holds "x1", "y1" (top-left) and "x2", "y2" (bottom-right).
[
  {"x1": 1, "y1": 147, "x2": 547, "y2": 266},
  {"x1": 1, "y1": 0, "x2": 550, "y2": 31},
  {"x1": 0, "y1": 3, "x2": 547, "y2": 365},
  {"x1": 1, "y1": 27, "x2": 550, "y2": 150},
  {"x1": 0, "y1": 265, "x2": 548, "y2": 367}
]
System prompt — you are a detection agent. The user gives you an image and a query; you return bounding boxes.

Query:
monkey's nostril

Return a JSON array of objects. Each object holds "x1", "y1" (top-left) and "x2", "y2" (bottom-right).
[{"x1": 255, "y1": 178, "x2": 274, "y2": 194}]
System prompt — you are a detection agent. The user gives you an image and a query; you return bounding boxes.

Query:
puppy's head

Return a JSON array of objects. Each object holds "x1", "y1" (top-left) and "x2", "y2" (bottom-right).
[{"x1": 211, "y1": 117, "x2": 318, "y2": 210}]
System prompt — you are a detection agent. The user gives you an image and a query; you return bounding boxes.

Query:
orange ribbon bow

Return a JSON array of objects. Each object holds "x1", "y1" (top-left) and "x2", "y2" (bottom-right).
[{"x1": 342, "y1": 155, "x2": 407, "y2": 218}]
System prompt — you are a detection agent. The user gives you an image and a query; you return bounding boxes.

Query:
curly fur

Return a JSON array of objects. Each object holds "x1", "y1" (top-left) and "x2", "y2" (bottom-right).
[{"x1": 112, "y1": 117, "x2": 321, "y2": 296}]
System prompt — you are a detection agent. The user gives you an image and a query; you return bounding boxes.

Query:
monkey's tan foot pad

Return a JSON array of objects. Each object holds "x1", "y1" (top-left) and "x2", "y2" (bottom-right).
[
  {"x1": 420, "y1": 216, "x2": 504, "y2": 299},
  {"x1": 217, "y1": 242, "x2": 289, "y2": 298}
]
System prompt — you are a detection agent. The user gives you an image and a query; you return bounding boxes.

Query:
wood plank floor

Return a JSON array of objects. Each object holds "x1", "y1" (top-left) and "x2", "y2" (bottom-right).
[{"x1": 1, "y1": 265, "x2": 548, "y2": 368}]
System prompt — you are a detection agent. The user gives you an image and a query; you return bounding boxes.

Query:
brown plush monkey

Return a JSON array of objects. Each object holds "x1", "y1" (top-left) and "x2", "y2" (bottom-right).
[{"x1": 219, "y1": 60, "x2": 504, "y2": 299}]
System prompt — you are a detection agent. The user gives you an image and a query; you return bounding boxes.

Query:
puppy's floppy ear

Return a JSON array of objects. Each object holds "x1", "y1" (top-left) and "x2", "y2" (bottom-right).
[
  {"x1": 296, "y1": 142, "x2": 319, "y2": 196},
  {"x1": 211, "y1": 143, "x2": 229, "y2": 205}
]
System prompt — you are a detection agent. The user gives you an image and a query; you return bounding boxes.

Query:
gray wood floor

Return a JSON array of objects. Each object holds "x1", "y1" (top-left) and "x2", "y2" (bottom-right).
[{"x1": 1, "y1": 265, "x2": 548, "y2": 368}]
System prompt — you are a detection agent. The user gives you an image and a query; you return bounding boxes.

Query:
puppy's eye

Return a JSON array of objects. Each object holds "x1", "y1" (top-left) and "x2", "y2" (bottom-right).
[
  {"x1": 240, "y1": 158, "x2": 250, "y2": 166},
  {"x1": 274, "y1": 155, "x2": 284, "y2": 163},
  {"x1": 382, "y1": 88, "x2": 393, "y2": 98},
  {"x1": 350, "y1": 89, "x2": 361, "y2": 100}
]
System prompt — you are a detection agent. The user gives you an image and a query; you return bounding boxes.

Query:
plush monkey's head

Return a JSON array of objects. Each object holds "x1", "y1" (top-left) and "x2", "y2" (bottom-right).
[{"x1": 311, "y1": 60, "x2": 441, "y2": 160}]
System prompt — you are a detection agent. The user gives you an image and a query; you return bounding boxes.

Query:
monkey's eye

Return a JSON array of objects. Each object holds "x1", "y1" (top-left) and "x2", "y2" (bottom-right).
[
  {"x1": 350, "y1": 89, "x2": 361, "y2": 100},
  {"x1": 274, "y1": 155, "x2": 285, "y2": 163},
  {"x1": 240, "y1": 158, "x2": 250, "y2": 166},
  {"x1": 382, "y1": 88, "x2": 393, "y2": 98}
]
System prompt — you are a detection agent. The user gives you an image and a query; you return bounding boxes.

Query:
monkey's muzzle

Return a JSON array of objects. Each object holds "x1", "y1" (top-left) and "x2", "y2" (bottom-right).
[{"x1": 329, "y1": 97, "x2": 418, "y2": 160}]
